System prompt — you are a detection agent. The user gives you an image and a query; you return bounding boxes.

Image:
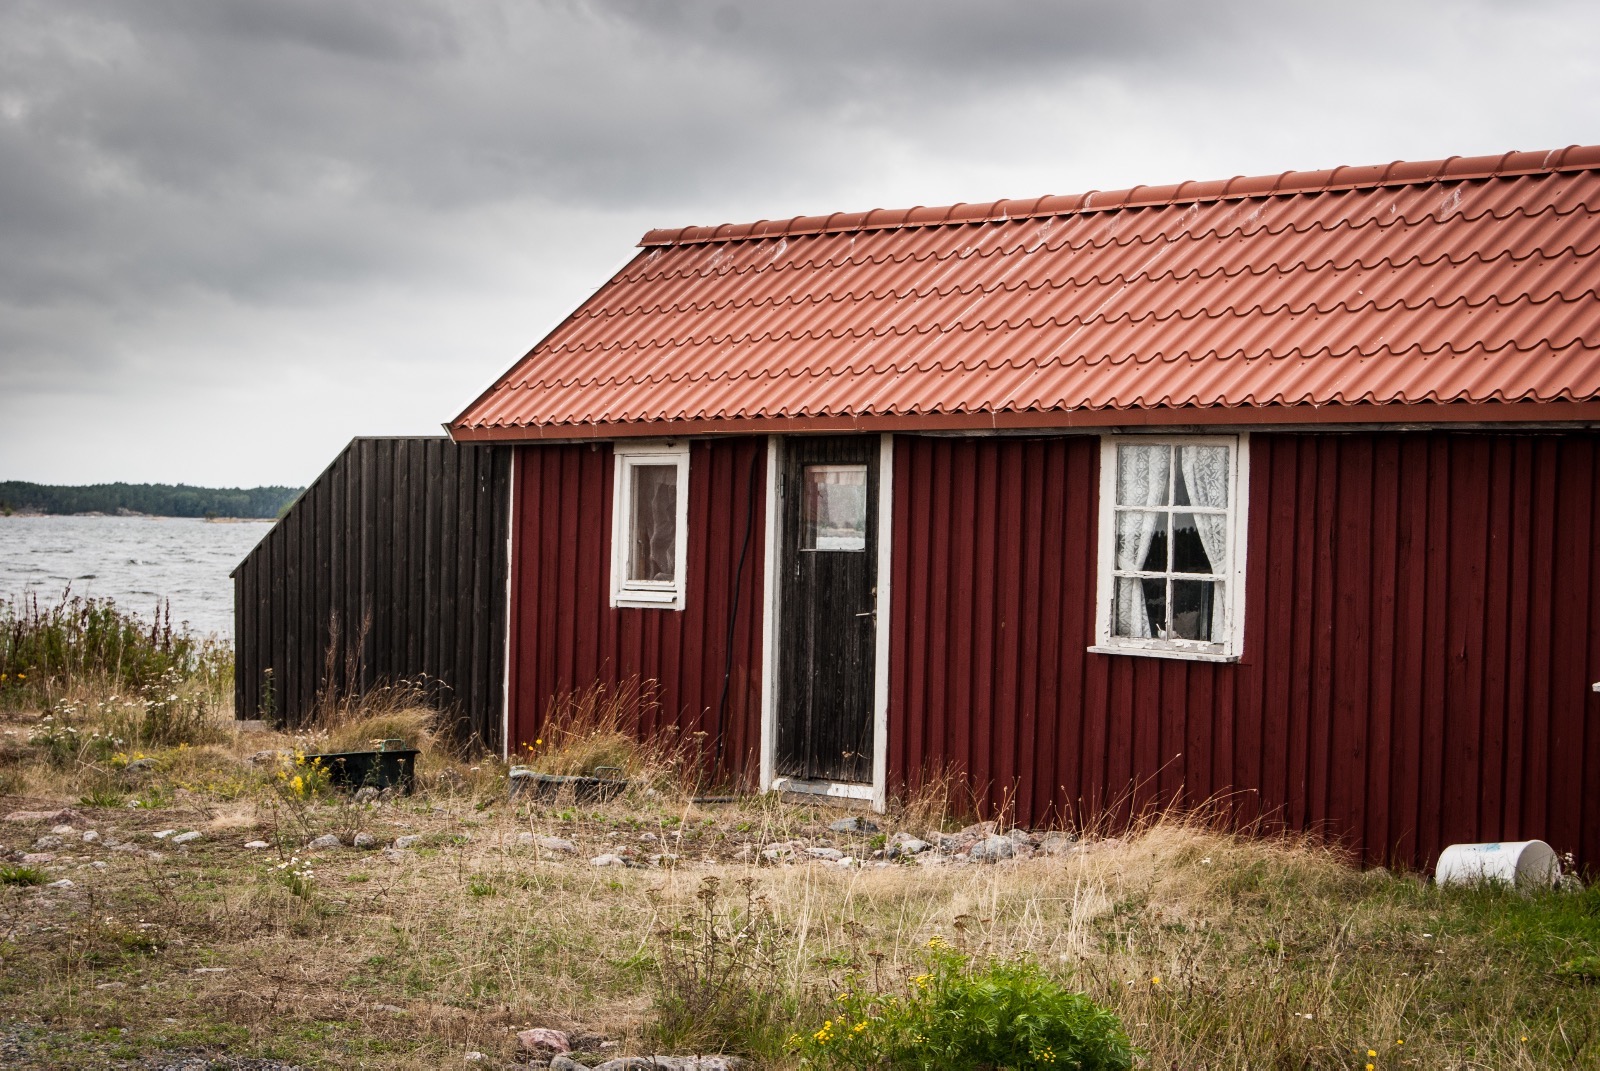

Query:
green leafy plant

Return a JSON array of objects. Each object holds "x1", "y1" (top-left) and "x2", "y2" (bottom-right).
[
  {"x1": 1, "y1": 864, "x2": 48, "y2": 886},
  {"x1": 794, "y1": 938, "x2": 1135, "y2": 1071}
]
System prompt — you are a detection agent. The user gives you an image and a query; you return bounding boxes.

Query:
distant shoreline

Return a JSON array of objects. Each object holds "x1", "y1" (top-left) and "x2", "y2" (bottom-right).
[
  {"x1": 0, "y1": 480, "x2": 300, "y2": 520},
  {"x1": 0, "y1": 511, "x2": 273, "y2": 522}
]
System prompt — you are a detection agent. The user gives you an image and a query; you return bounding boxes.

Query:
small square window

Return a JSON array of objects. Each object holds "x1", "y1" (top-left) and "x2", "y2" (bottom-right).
[
  {"x1": 801, "y1": 464, "x2": 868, "y2": 551},
  {"x1": 611, "y1": 443, "x2": 690, "y2": 609},
  {"x1": 1093, "y1": 435, "x2": 1248, "y2": 660}
]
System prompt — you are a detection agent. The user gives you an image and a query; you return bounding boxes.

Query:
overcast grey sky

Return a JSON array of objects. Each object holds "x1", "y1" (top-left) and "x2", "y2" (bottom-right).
[{"x1": 3, "y1": 0, "x2": 1597, "y2": 486}]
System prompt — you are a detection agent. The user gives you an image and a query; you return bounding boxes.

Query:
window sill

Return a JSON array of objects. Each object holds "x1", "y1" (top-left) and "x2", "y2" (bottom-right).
[
  {"x1": 769, "y1": 777, "x2": 874, "y2": 800},
  {"x1": 1087, "y1": 644, "x2": 1240, "y2": 664},
  {"x1": 613, "y1": 591, "x2": 683, "y2": 611}
]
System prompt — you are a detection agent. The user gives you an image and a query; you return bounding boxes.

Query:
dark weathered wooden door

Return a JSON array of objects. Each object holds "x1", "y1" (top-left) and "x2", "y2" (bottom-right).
[{"x1": 777, "y1": 436, "x2": 879, "y2": 783}]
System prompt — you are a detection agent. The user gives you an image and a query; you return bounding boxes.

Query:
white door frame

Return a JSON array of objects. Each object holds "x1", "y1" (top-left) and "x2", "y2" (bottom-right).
[{"x1": 759, "y1": 433, "x2": 892, "y2": 811}]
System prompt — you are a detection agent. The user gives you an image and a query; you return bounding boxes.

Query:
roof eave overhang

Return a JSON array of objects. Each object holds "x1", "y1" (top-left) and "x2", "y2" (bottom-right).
[{"x1": 446, "y1": 399, "x2": 1600, "y2": 443}]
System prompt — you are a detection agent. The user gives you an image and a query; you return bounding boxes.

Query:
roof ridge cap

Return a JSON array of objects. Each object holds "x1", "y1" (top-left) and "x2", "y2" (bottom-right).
[{"x1": 639, "y1": 144, "x2": 1600, "y2": 247}]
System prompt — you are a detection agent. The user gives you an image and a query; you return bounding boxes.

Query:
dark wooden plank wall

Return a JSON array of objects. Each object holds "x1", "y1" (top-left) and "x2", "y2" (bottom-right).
[
  {"x1": 233, "y1": 438, "x2": 512, "y2": 750},
  {"x1": 507, "y1": 438, "x2": 767, "y2": 783},
  {"x1": 889, "y1": 430, "x2": 1600, "y2": 870}
]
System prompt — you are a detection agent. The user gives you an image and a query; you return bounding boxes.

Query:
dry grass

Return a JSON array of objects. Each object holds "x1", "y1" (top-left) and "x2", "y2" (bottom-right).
[{"x1": 0, "y1": 690, "x2": 1597, "y2": 1069}]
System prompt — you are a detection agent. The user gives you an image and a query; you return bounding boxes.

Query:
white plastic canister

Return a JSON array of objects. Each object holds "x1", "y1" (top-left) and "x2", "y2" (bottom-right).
[{"x1": 1434, "y1": 840, "x2": 1560, "y2": 889}]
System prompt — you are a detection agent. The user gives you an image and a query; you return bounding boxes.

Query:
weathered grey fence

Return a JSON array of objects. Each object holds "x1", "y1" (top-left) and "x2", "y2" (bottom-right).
[{"x1": 231, "y1": 437, "x2": 511, "y2": 750}]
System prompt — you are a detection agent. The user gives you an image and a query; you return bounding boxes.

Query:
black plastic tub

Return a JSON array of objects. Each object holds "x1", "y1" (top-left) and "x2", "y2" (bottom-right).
[
  {"x1": 307, "y1": 742, "x2": 419, "y2": 794},
  {"x1": 509, "y1": 766, "x2": 627, "y2": 803}
]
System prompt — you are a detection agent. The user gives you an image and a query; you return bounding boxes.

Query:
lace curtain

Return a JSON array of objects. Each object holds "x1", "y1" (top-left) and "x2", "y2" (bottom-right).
[
  {"x1": 1180, "y1": 445, "x2": 1229, "y2": 573},
  {"x1": 1114, "y1": 445, "x2": 1169, "y2": 638}
]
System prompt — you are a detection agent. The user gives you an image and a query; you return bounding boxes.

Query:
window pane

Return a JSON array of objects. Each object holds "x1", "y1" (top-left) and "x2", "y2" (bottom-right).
[
  {"x1": 1113, "y1": 576, "x2": 1165, "y2": 639},
  {"x1": 1114, "y1": 510, "x2": 1168, "y2": 572},
  {"x1": 802, "y1": 464, "x2": 868, "y2": 551},
  {"x1": 1170, "y1": 579, "x2": 1219, "y2": 641},
  {"x1": 1176, "y1": 444, "x2": 1230, "y2": 508},
  {"x1": 627, "y1": 463, "x2": 678, "y2": 582},
  {"x1": 1172, "y1": 512, "x2": 1223, "y2": 574},
  {"x1": 1116, "y1": 443, "x2": 1170, "y2": 506}
]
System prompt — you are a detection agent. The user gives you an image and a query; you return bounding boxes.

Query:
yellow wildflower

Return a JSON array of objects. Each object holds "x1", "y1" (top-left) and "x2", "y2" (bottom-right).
[{"x1": 1368, "y1": 1051, "x2": 1377, "y2": 1058}]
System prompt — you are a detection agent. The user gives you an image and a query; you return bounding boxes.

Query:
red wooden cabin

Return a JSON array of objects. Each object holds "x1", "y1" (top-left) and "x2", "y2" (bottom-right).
[{"x1": 450, "y1": 146, "x2": 1600, "y2": 870}]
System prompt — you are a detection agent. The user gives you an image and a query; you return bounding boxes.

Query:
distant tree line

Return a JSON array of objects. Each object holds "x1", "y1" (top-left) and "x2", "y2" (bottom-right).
[{"x1": 0, "y1": 481, "x2": 303, "y2": 519}]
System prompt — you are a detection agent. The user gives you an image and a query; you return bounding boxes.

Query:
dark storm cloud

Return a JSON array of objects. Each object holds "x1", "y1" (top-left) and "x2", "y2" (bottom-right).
[{"x1": 0, "y1": 0, "x2": 1595, "y2": 483}]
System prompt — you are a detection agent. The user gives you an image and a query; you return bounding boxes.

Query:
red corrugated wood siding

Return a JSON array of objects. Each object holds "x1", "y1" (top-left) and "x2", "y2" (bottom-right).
[
  {"x1": 508, "y1": 438, "x2": 767, "y2": 781},
  {"x1": 888, "y1": 431, "x2": 1600, "y2": 869}
]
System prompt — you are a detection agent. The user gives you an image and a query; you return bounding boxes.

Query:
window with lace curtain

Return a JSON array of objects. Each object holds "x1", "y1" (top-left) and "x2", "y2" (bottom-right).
[
  {"x1": 610, "y1": 442, "x2": 690, "y2": 609},
  {"x1": 1092, "y1": 435, "x2": 1248, "y2": 660}
]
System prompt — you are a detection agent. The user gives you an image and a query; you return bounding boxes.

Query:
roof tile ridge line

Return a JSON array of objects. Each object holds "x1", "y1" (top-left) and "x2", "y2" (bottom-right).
[{"x1": 638, "y1": 146, "x2": 1600, "y2": 247}]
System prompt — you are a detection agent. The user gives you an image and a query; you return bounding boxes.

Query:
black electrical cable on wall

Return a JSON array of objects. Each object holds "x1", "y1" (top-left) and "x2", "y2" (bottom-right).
[{"x1": 713, "y1": 443, "x2": 763, "y2": 771}]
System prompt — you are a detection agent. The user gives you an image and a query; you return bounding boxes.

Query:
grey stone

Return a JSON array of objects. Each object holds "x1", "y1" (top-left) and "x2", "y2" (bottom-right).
[
  {"x1": 550, "y1": 1057, "x2": 591, "y2": 1071},
  {"x1": 50, "y1": 823, "x2": 75, "y2": 835},
  {"x1": 1038, "y1": 832, "x2": 1079, "y2": 856},
  {"x1": 887, "y1": 833, "x2": 931, "y2": 857},
  {"x1": 353, "y1": 786, "x2": 381, "y2": 804},
  {"x1": 80, "y1": 830, "x2": 100, "y2": 843},
  {"x1": 32, "y1": 836, "x2": 63, "y2": 850},
  {"x1": 352, "y1": 832, "x2": 378, "y2": 849},
  {"x1": 306, "y1": 834, "x2": 342, "y2": 850},
  {"x1": 126, "y1": 757, "x2": 157, "y2": 772},
  {"x1": 806, "y1": 846, "x2": 844, "y2": 860},
  {"x1": 244, "y1": 840, "x2": 270, "y2": 850},
  {"x1": 20, "y1": 852, "x2": 54, "y2": 864},
  {"x1": 46, "y1": 879, "x2": 74, "y2": 889},
  {"x1": 249, "y1": 749, "x2": 282, "y2": 765},
  {"x1": 828, "y1": 816, "x2": 879, "y2": 834},
  {"x1": 538, "y1": 836, "x2": 577, "y2": 853},
  {"x1": 463, "y1": 1053, "x2": 488, "y2": 1064},
  {"x1": 590, "y1": 854, "x2": 627, "y2": 867},
  {"x1": 393, "y1": 835, "x2": 423, "y2": 849},
  {"x1": 959, "y1": 820, "x2": 998, "y2": 838},
  {"x1": 1006, "y1": 827, "x2": 1034, "y2": 843},
  {"x1": 152, "y1": 829, "x2": 177, "y2": 840},
  {"x1": 381, "y1": 848, "x2": 406, "y2": 863},
  {"x1": 170, "y1": 831, "x2": 202, "y2": 845},
  {"x1": 967, "y1": 834, "x2": 1018, "y2": 862}
]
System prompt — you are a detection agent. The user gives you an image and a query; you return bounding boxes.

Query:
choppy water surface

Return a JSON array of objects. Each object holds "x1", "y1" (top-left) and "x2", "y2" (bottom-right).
[{"x1": 0, "y1": 516, "x2": 273, "y2": 638}]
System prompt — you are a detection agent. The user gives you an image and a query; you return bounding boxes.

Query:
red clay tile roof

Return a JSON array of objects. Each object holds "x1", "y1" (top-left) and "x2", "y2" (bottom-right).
[{"x1": 451, "y1": 146, "x2": 1600, "y2": 439}]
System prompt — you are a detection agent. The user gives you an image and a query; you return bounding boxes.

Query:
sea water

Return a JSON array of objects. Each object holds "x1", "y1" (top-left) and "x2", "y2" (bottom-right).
[{"x1": 0, "y1": 515, "x2": 273, "y2": 639}]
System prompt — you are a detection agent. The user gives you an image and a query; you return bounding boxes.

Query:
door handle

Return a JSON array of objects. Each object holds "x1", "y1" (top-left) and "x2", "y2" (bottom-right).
[{"x1": 855, "y1": 610, "x2": 874, "y2": 618}]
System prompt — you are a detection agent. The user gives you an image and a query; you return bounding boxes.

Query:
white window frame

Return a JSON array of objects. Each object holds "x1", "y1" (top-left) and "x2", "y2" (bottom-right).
[
  {"x1": 610, "y1": 441, "x2": 690, "y2": 610},
  {"x1": 1091, "y1": 433, "x2": 1249, "y2": 662}
]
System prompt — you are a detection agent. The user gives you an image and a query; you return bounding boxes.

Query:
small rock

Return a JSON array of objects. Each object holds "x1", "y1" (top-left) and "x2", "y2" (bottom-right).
[
  {"x1": 125, "y1": 757, "x2": 157, "y2": 772},
  {"x1": 21, "y1": 852, "x2": 55, "y2": 864},
  {"x1": 393, "y1": 835, "x2": 423, "y2": 849},
  {"x1": 170, "y1": 831, "x2": 202, "y2": 845},
  {"x1": 372, "y1": 1003, "x2": 407, "y2": 1014},
  {"x1": 152, "y1": 829, "x2": 177, "y2": 840},
  {"x1": 638, "y1": 831, "x2": 657, "y2": 842},
  {"x1": 538, "y1": 836, "x2": 577, "y2": 853},
  {"x1": 967, "y1": 834, "x2": 1018, "y2": 863},
  {"x1": 144, "y1": 850, "x2": 166, "y2": 863},
  {"x1": 806, "y1": 846, "x2": 844, "y2": 860},
  {"x1": 306, "y1": 834, "x2": 342, "y2": 850},
  {"x1": 194, "y1": 966, "x2": 227, "y2": 973},
  {"x1": 646, "y1": 853, "x2": 681, "y2": 867},
  {"x1": 33, "y1": 835, "x2": 63, "y2": 850},
  {"x1": 110, "y1": 843, "x2": 139, "y2": 853},
  {"x1": 89, "y1": 861, "x2": 107, "y2": 870},
  {"x1": 5, "y1": 808, "x2": 85, "y2": 825},
  {"x1": 886, "y1": 833, "x2": 931, "y2": 857},
  {"x1": 517, "y1": 1027, "x2": 571, "y2": 1055},
  {"x1": 353, "y1": 786, "x2": 381, "y2": 804},
  {"x1": 248, "y1": 749, "x2": 281, "y2": 765},
  {"x1": 551, "y1": 1057, "x2": 590, "y2": 1071},
  {"x1": 46, "y1": 879, "x2": 74, "y2": 889},
  {"x1": 960, "y1": 820, "x2": 998, "y2": 837},
  {"x1": 829, "y1": 816, "x2": 879, "y2": 834},
  {"x1": 464, "y1": 1052, "x2": 488, "y2": 1064},
  {"x1": 1038, "y1": 832, "x2": 1079, "y2": 856},
  {"x1": 81, "y1": 830, "x2": 100, "y2": 844},
  {"x1": 352, "y1": 832, "x2": 378, "y2": 849},
  {"x1": 382, "y1": 848, "x2": 406, "y2": 863},
  {"x1": 97, "y1": 981, "x2": 127, "y2": 990},
  {"x1": 50, "y1": 823, "x2": 76, "y2": 835},
  {"x1": 732, "y1": 844, "x2": 753, "y2": 861},
  {"x1": 1006, "y1": 827, "x2": 1034, "y2": 844},
  {"x1": 590, "y1": 854, "x2": 627, "y2": 867},
  {"x1": 244, "y1": 840, "x2": 270, "y2": 850}
]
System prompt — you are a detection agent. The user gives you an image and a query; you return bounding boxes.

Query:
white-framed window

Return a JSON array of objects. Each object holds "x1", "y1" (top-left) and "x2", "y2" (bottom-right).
[
  {"x1": 610, "y1": 442, "x2": 690, "y2": 610},
  {"x1": 1092, "y1": 434, "x2": 1248, "y2": 661}
]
